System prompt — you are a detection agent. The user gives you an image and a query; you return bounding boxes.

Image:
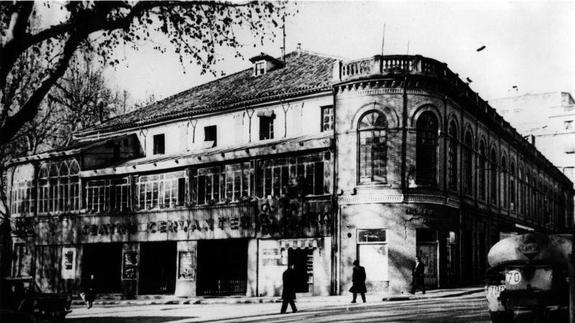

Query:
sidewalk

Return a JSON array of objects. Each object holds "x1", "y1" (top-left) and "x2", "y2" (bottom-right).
[{"x1": 71, "y1": 286, "x2": 484, "y2": 308}]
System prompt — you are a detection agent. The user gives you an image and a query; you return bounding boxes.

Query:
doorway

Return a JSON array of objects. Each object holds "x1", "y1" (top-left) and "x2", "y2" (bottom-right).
[
  {"x1": 287, "y1": 248, "x2": 313, "y2": 293},
  {"x1": 416, "y1": 229, "x2": 439, "y2": 288},
  {"x1": 82, "y1": 243, "x2": 122, "y2": 293},
  {"x1": 197, "y1": 239, "x2": 248, "y2": 296},
  {"x1": 139, "y1": 241, "x2": 177, "y2": 294}
]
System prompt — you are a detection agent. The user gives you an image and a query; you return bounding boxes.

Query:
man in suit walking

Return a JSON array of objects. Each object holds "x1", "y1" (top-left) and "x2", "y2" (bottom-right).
[
  {"x1": 410, "y1": 256, "x2": 426, "y2": 294},
  {"x1": 349, "y1": 260, "x2": 367, "y2": 303},
  {"x1": 280, "y1": 264, "x2": 297, "y2": 314}
]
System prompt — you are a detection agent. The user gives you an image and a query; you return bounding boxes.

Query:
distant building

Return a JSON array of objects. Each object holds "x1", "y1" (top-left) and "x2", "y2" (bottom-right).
[
  {"x1": 492, "y1": 92, "x2": 575, "y2": 185},
  {"x1": 5, "y1": 52, "x2": 573, "y2": 299}
]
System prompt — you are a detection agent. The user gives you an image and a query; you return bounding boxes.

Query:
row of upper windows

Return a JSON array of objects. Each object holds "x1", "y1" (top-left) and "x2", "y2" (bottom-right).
[
  {"x1": 149, "y1": 106, "x2": 334, "y2": 155},
  {"x1": 357, "y1": 109, "x2": 565, "y2": 202},
  {"x1": 10, "y1": 152, "x2": 332, "y2": 216},
  {"x1": 357, "y1": 109, "x2": 566, "y2": 226}
]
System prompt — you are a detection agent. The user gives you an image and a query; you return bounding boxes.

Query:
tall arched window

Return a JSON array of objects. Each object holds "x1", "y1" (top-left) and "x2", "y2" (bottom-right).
[
  {"x1": 501, "y1": 156, "x2": 507, "y2": 208},
  {"x1": 59, "y1": 162, "x2": 69, "y2": 212},
  {"x1": 48, "y1": 164, "x2": 59, "y2": 213},
  {"x1": 38, "y1": 165, "x2": 49, "y2": 214},
  {"x1": 447, "y1": 120, "x2": 458, "y2": 190},
  {"x1": 478, "y1": 140, "x2": 486, "y2": 200},
  {"x1": 490, "y1": 148, "x2": 497, "y2": 205},
  {"x1": 415, "y1": 112, "x2": 438, "y2": 186},
  {"x1": 69, "y1": 159, "x2": 81, "y2": 211},
  {"x1": 463, "y1": 130, "x2": 473, "y2": 195},
  {"x1": 358, "y1": 111, "x2": 388, "y2": 183},
  {"x1": 519, "y1": 167, "x2": 524, "y2": 216},
  {"x1": 510, "y1": 161, "x2": 516, "y2": 210}
]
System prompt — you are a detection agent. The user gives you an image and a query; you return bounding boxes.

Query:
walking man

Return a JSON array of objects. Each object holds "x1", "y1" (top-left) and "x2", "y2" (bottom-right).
[
  {"x1": 410, "y1": 256, "x2": 426, "y2": 294},
  {"x1": 349, "y1": 260, "x2": 367, "y2": 303},
  {"x1": 280, "y1": 264, "x2": 297, "y2": 314}
]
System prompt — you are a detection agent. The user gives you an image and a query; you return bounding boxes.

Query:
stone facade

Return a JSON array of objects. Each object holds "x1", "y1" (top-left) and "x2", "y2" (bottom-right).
[{"x1": 5, "y1": 52, "x2": 573, "y2": 298}]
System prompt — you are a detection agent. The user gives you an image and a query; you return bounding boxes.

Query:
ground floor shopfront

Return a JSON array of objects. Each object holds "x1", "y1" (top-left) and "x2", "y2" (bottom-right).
[
  {"x1": 19, "y1": 198, "x2": 333, "y2": 297},
  {"x1": 336, "y1": 201, "x2": 530, "y2": 295},
  {"x1": 11, "y1": 198, "x2": 536, "y2": 298}
]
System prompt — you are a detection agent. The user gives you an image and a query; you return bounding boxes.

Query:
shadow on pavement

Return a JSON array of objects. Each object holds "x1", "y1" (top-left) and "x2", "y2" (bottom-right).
[{"x1": 66, "y1": 316, "x2": 195, "y2": 323}]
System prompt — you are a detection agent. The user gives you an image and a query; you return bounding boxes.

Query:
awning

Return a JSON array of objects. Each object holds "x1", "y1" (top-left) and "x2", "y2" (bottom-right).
[{"x1": 279, "y1": 238, "x2": 323, "y2": 250}]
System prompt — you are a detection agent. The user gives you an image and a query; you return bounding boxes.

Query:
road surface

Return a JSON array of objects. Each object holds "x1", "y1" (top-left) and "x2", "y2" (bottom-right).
[{"x1": 67, "y1": 291, "x2": 490, "y2": 323}]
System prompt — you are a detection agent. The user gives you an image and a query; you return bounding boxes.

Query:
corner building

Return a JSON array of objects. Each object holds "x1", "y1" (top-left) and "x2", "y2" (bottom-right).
[{"x1": 5, "y1": 52, "x2": 573, "y2": 298}]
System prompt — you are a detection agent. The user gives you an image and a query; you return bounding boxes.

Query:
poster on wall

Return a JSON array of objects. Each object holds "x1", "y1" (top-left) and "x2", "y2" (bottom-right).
[
  {"x1": 178, "y1": 251, "x2": 195, "y2": 280},
  {"x1": 61, "y1": 247, "x2": 76, "y2": 279},
  {"x1": 122, "y1": 251, "x2": 138, "y2": 280}
]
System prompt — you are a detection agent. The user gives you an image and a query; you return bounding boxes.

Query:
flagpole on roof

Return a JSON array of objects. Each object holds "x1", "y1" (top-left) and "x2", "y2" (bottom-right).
[{"x1": 381, "y1": 23, "x2": 386, "y2": 56}]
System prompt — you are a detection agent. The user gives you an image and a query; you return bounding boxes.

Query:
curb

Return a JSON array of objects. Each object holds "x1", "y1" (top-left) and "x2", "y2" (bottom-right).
[{"x1": 71, "y1": 288, "x2": 484, "y2": 308}]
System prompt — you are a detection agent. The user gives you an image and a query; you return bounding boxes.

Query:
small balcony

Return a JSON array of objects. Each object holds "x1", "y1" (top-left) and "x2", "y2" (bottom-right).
[{"x1": 334, "y1": 54, "x2": 457, "y2": 83}]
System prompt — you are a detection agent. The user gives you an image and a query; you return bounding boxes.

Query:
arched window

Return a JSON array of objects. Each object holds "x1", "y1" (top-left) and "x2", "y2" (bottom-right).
[
  {"x1": 463, "y1": 130, "x2": 473, "y2": 195},
  {"x1": 48, "y1": 164, "x2": 59, "y2": 213},
  {"x1": 59, "y1": 162, "x2": 69, "y2": 212},
  {"x1": 490, "y1": 148, "x2": 497, "y2": 205},
  {"x1": 447, "y1": 120, "x2": 458, "y2": 190},
  {"x1": 38, "y1": 165, "x2": 49, "y2": 214},
  {"x1": 510, "y1": 161, "x2": 516, "y2": 210},
  {"x1": 478, "y1": 140, "x2": 486, "y2": 200},
  {"x1": 69, "y1": 159, "x2": 81, "y2": 211},
  {"x1": 415, "y1": 112, "x2": 438, "y2": 186},
  {"x1": 358, "y1": 111, "x2": 388, "y2": 183},
  {"x1": 501, "y1": 156, "x2": 507, "y2": 208}
]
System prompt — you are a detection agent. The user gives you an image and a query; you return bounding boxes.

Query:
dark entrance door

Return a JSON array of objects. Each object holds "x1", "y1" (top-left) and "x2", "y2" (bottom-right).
[
  {"x1": 288, "y1": 248, "x2": 313, "y2": 293},
  {"x1": 139, "y1": 241, "x2": 177, "y2": 294},
  {"x1": 82, "y1": 243, "x2": 122, "y2": 293},
  {"x1": 197, "y1": 239, "x2": 248, "y2": 296}
]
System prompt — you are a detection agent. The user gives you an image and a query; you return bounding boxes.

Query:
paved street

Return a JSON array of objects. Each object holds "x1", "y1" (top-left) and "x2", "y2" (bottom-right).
[{"x1": 66, "y1": 291, "x2": 490, "y2": 323}]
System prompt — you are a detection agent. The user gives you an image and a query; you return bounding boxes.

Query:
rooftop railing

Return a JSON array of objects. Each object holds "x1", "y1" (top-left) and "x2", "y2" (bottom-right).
[
  {"x1": 335, "y1": 55, "x2": 453, "y2": 82},
  {"x1": 333, "y1": 55, "x2": 556, "y2": 173}
]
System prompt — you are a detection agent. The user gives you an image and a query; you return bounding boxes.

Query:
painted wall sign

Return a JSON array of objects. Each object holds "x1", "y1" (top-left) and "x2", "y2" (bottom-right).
[
  {"x1": 122, "y1": 251, "x2": 138, "y2": 280},
  {"x1": 61, "y1": 247, "x2": 76, "y2": 279},
  {"x1": 178, "y1": 251, "x2": 195, "y2": 280},
  {"x1": 146, "y1": 215, "x2": 252, "y2": 234},
  {"x1": 262, "y1": 248, "x2": 281, "y2": 266},
  {"x1": 257, "y1": 198, "x2": 332, "y2": 238},
  {"x1": 80, "y1": 222, "x2": 138, "y2": 237}
]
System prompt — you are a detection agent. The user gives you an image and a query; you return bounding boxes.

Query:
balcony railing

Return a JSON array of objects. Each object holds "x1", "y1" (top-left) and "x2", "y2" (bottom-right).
[
  {"x1": 334, "y1": 54, "x2": 490, "y2": 115},
  {"x1": 335, "y1": 55, "x2": 452, "y2": 82}
]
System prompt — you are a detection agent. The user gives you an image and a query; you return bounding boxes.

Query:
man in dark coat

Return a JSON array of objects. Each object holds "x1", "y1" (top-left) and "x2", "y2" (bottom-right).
[
  {"x1": 349, "y1": 260, "x2": 366, "y2": 303},
  {"x1": 280, "y1": 264, "x2": 297, "y2": 314},
  {"x1": 410, "y1": 256, "x2": 426, "y2": 294}
]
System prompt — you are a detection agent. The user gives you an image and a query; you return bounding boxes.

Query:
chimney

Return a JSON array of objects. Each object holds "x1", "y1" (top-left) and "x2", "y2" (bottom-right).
[{"x1": 296, "y1": 43, "x2": 302, "y2": 56}]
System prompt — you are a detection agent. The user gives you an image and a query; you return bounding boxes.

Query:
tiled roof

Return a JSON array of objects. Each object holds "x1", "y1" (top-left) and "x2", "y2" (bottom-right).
[{"x1": 77, "y1": 51, "x2": 337, "y2": 136}]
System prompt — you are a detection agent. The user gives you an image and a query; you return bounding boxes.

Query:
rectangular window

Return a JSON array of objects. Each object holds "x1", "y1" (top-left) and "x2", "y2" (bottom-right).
[
  {"x1": 153, "y1": 134, "x2": 165, "y2": 155},
  {"x1": 136, "y1": 171, "x2": 186, "y2": 210},
  {"x1": 564, "y1": 120, "x2": 573, "y2": 130},
  {"x1": 192, "y1": 163, "x2": 253, "y2": 205},
  {"x1": 321, "y1": 106, "x2": 334, "y2": 132},
  {"x1": 86, "y1": 178, "x2": 131, "y2": 213},
  {"x1": 204, "y1": 125, "x2": 217, "y2": 147},
  {"x1": 254, "y1": 61, "x2": 266, "y2": 76},
  {"x1": 257, "y1": 152, "x2": 331, "y2": 198},
  {"x1": 357, "y1": 229, "x2": 386, "y2": 243},
  {"x1": 259, "y1": 116, "x2": 274, "y2": 140}
]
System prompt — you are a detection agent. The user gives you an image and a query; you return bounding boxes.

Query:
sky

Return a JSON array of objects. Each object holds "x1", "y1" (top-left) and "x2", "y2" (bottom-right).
[{"x1": 102, "y1": 0, "x2": 575, "y2": 105}]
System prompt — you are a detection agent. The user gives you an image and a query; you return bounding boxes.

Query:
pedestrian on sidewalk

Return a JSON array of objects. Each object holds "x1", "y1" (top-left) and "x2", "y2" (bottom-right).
[
  {"x1": 80, "y1": 274, "x2": 96, "y2": 309},
  {"x1": 280, "y1": 264, "x2": 297, "y2": 314},
  {"x1": 409, "y1": 256, "x2": 425, "y2": 294},
  {"x1": 349, "y1": 260, "x2": 366, "y2": 303}
]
